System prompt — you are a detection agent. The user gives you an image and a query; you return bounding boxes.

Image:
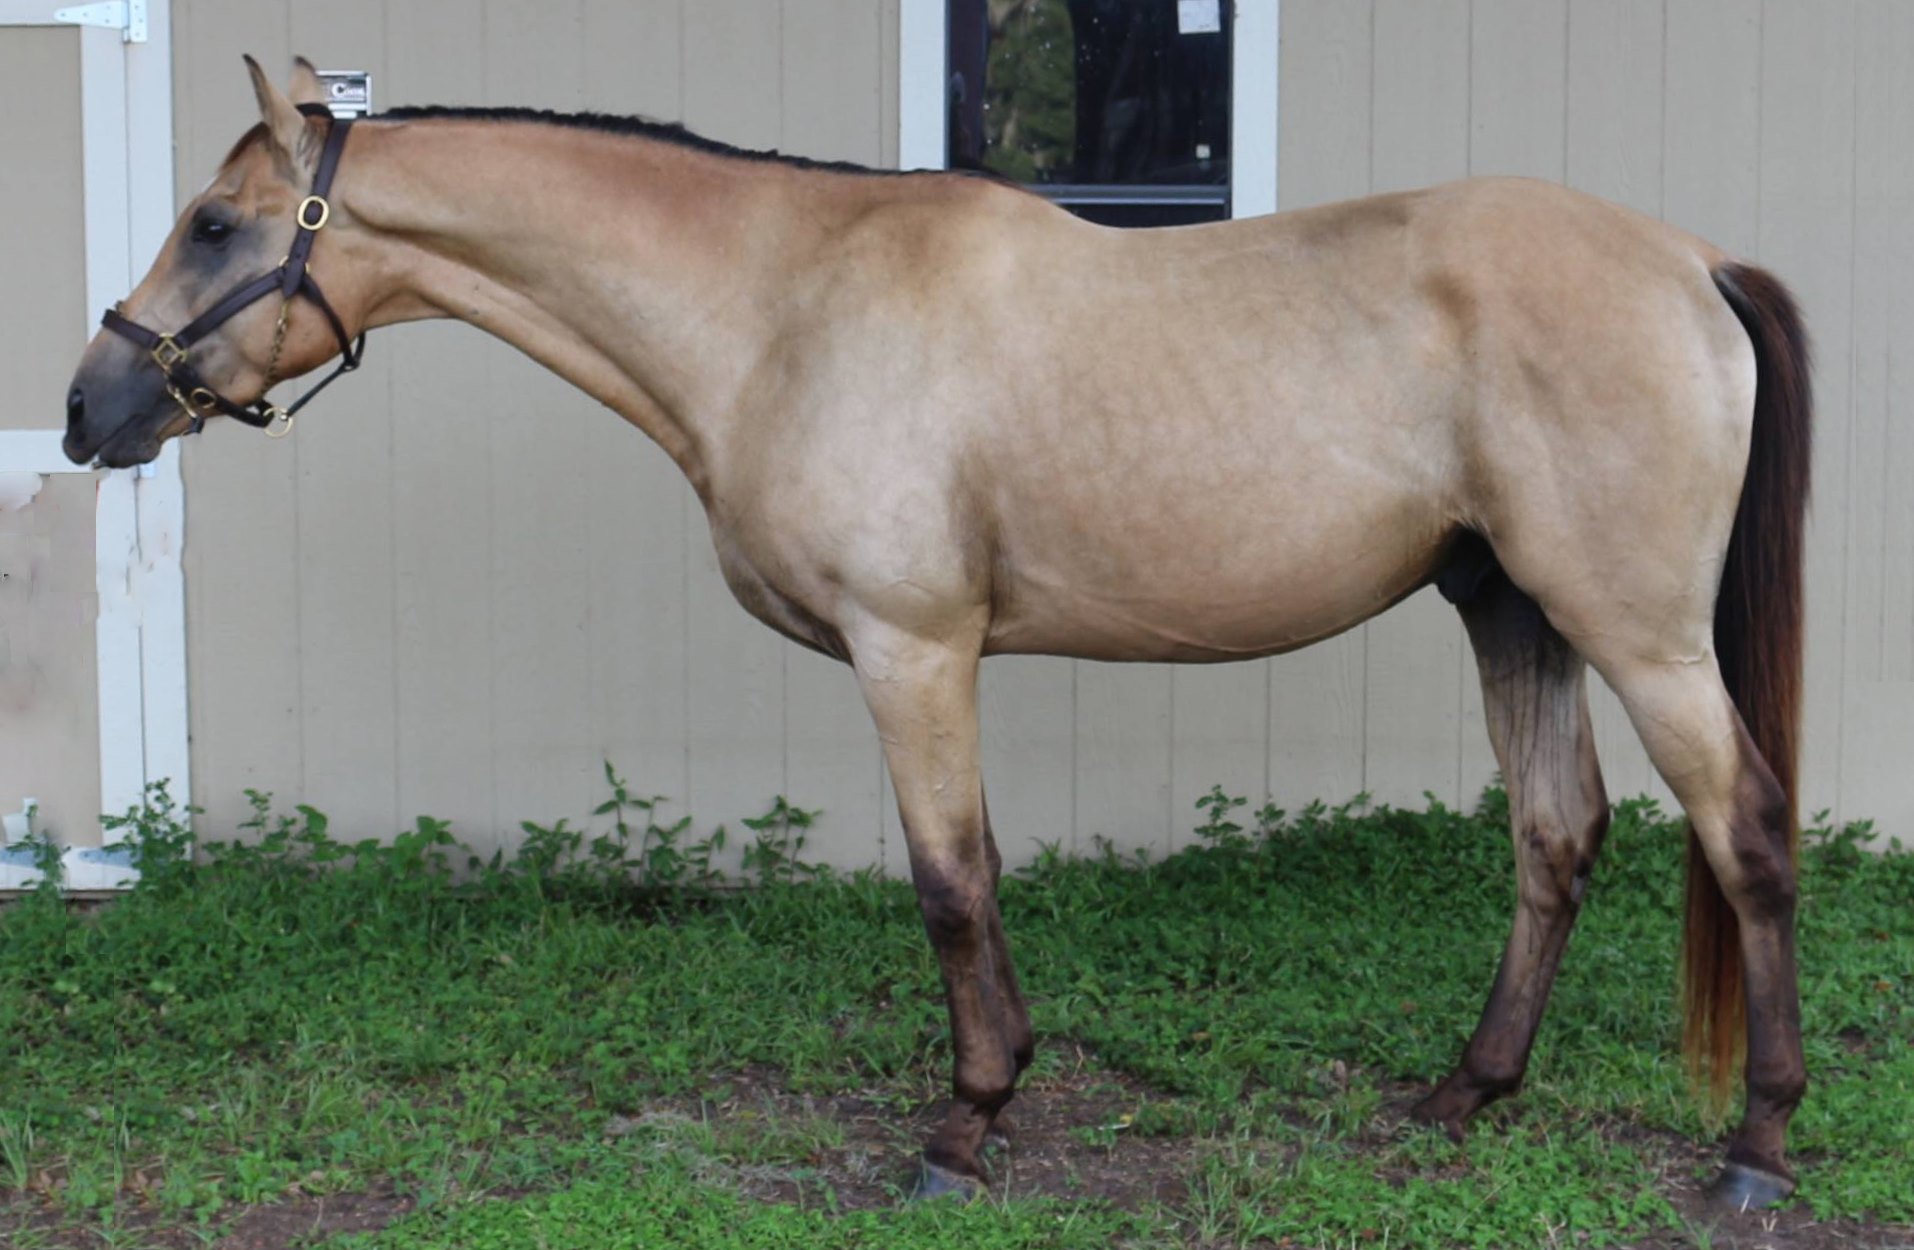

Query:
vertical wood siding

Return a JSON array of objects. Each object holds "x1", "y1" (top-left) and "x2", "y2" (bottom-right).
[{"x1": 167, "y1": 0, "x2": 1911, "y2": 867}]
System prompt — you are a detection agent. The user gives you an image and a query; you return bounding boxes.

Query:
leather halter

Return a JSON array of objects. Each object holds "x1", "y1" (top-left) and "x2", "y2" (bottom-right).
[{"x1": 100, "y1": 104, "x2": 364, "y2": 440}]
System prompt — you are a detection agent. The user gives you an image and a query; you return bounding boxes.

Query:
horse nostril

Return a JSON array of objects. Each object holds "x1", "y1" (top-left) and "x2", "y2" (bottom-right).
[{"x1": 67, "y1": 387, "x2": 86, "y2": 428}]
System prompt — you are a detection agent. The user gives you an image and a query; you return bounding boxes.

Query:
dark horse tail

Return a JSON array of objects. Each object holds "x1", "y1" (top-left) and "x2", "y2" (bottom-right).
[{"x1": 1686, "y1": 262, "x2": 1813, "y2": 1106}]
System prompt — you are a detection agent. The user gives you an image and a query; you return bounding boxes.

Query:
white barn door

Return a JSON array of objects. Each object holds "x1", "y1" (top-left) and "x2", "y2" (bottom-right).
[{"x1": 0, "y1": 0, "x2": 181, "y2": 890}]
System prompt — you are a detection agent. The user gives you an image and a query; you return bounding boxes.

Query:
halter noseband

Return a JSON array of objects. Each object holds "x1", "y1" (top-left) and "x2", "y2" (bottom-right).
[{"x1": 100, "y1": 105, "x2": 365, "y2": 442}]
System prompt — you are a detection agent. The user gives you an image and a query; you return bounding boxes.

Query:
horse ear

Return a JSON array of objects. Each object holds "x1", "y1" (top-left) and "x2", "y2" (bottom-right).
[
  {"x1": 243, "y1": 54, "x2": 313, "y2": 169},
  {"x1": 289, "y1": 57, "x2": 327, "y2": 109}
]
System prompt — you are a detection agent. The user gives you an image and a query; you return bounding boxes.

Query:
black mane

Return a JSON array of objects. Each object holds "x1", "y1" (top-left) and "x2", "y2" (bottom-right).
[{"x1": 374, "y1": 105, "x2": 922, "y2": 179}]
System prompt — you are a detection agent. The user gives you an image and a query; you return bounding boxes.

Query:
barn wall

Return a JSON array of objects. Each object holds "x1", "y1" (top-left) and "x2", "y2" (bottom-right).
[{"x1": 166, "y1": 0, "x2": 1913, "y2": 870}]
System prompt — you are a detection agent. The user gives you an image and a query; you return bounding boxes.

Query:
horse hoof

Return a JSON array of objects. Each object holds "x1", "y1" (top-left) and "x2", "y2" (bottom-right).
[
  {"x1": 910, "y1": 1159, "x2": 984, "y2": 1202},
  {"x1": 1406, "y1": 1095, "x2": 1467, "y2": 1144},
  {"x1": 1709, "y1": 1161, "x2": 1795, "y2": 1212}
]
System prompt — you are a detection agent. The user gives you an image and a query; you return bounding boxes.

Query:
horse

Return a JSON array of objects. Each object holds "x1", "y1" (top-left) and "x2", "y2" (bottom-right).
[{"x1": 64, "y1": 58, "x2": 1813, "y2": 1210}]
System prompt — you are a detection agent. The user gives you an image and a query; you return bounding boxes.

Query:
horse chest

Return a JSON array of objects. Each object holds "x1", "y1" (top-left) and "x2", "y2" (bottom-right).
[{"x1": 705, "y1": 525, "x2": 852, "y2": 663}]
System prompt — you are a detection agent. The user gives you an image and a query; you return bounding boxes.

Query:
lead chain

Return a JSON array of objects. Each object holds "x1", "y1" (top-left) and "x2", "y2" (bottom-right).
[{"x1": 263, "y1": 296, "x2": 293, "y2": 392}]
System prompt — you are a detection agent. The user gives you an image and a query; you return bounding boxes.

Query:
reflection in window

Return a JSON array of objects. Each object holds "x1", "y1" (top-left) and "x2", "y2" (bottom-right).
[{"x1": 948, "y1": 0, "x2": 1233, "y2": 226}]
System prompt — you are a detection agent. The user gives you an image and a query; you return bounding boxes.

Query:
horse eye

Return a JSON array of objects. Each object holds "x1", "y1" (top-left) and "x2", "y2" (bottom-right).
[{"x1": 190, "y1": 215, "x2": 235, "y2": 246}]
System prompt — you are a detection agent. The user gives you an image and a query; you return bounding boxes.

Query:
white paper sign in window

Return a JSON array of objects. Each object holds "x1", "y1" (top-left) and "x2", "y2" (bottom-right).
[{"x1": 1178, "y1": 0, "x2": 1222, "y2": 35}]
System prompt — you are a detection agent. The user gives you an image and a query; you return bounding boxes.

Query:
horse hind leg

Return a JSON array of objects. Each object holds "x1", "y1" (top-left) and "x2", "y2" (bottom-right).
[
  {"x1": 1412, "y1": 564, "x2": 1609, "y2": 1135},
  {"x1": 1593, "y1": 652, "x2": 1805, "y2": 1208}
]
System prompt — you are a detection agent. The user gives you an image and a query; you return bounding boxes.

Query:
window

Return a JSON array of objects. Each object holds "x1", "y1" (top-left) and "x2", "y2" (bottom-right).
[
  {"x1": 948, "y1": 0, "x2": 1231, "y2": 226},
  {"x1": 903, "y1": 2, "x2": 1276, "y2": 227}
]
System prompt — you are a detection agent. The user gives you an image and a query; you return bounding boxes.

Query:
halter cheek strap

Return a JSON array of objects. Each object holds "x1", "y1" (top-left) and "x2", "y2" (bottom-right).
[{"x1": 100, "y1": 106, "x2": 365, "y2": 440}]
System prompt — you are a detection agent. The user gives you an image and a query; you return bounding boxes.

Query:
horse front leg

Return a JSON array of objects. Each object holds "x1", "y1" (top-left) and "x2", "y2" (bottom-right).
[{"x1": 852, "y1": 624, "x2": 1030, "y2": 1197}]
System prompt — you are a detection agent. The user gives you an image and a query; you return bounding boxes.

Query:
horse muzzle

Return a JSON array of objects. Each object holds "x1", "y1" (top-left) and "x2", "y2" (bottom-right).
[{"x1": 62, "y1": 369, "x2": 174, "y2": 468}]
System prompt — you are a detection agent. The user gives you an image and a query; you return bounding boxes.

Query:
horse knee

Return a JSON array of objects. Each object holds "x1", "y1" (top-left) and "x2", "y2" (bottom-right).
[{"x1": 915, "y1": 870, "x2": 989, "y2": 947}]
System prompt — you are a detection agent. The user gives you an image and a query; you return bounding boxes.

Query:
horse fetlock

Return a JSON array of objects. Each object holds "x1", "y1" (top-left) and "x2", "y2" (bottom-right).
[
  {"x1": 953, "y1": 1050, "x2": 1021, "y2": 1114},
  {"x1": 1416, "y1": 1049, "x2": 1527, "y2": 1129},
  {"x1": 1747, "y1": 1066, "x2": 1808, "y2": 1117},
  {"x1": 1467, "y1": 1067, "x2": 1525, "y2": 1101},
  {"x1": 1725, "y1": 1125, "x2": 1796, "y2": 1175},
  {"x1": 1458, "y1": 1037, "x2": 1529, "y2": 1099},
  {"x1": 1729, "y1": 1077, "x2": 1805, "y2": 1185}
]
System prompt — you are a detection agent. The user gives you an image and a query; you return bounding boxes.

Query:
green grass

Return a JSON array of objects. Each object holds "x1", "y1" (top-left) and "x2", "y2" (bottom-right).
[
  {"x1": 341, "y1": 1165, "x2": 1149, "y2": 1250},
  {"x1": 1, "y1": 776, "x2": 1910, "y2": 1248}
]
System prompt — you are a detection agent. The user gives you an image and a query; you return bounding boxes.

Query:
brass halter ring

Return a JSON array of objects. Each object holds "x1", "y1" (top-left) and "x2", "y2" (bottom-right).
[
  {"x1": 262, "y1": 407, "x2": 295, "y2": 439},
  {"x1": 297, "y1": 195, "x2": 331, "y2": 231}
]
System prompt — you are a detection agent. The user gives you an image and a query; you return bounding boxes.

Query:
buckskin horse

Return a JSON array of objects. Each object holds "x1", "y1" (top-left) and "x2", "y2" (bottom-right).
[{"x1": 64, "y1": 59, "x2": 1814, "y2": 1209}]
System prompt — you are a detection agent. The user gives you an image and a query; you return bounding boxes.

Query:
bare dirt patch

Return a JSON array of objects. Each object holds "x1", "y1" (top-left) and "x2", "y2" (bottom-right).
[{"x1": 618, "y1": 1060, "x2": 1195, "y2": 1212}]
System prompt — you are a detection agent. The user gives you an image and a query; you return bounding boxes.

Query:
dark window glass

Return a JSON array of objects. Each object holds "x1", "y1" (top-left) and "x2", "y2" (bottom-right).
[{"x1": 946, "y1": 0, "x2": 1233, "y2": 226}]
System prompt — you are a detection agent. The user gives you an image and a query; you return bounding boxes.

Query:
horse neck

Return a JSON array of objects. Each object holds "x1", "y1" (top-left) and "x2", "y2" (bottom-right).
[{"x1": 343, "y1": 120, "x2": 849, "y2": 488}]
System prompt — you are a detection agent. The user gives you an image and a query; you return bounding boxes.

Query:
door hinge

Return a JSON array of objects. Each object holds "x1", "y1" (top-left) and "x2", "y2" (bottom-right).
[{"x1": 53, "y1": 0, "x2": 145, "y2": 42}]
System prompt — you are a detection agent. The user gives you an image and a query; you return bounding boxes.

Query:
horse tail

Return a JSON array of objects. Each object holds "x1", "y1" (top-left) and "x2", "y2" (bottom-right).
[{"x1": 1684, "y1": 262, "x2": 1813, "y2": 1106}]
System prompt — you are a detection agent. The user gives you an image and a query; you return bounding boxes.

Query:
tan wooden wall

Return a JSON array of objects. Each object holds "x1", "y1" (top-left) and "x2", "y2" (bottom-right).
[{"x1": 168, "y1": 0, "x2": 1913, "y2": 871}]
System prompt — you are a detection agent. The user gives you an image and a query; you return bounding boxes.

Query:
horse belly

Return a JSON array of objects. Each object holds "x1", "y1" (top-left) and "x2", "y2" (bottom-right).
[{"x1": 983, "y1": 489, "x2": 1453, "y2": 662}]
